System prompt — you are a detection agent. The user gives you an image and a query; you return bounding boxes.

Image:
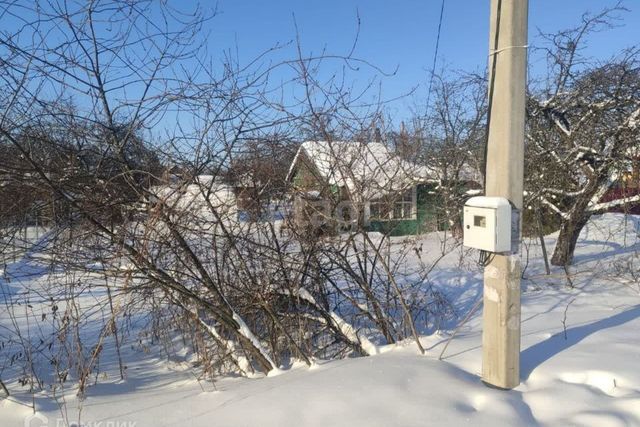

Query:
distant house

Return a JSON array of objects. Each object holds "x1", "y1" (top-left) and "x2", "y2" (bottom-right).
[
  {"x1": 621, "y1": 146, "x2": 640, "y2": 189},
  {"x1": 286, "y1": 141, "x2": 442, "y2": 236},
  {"x1": 601, "y1": 147, "x2": 640, "y2": 214}
]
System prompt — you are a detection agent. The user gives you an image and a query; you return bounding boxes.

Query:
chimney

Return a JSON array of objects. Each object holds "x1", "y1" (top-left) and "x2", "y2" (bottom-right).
[{"x1": 374, "y1": 127, "x2": 382, "y2": 143}]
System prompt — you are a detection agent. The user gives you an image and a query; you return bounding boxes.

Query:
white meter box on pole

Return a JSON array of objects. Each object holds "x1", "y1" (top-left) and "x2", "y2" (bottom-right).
[{"x1": 463, "y1": 196, "x2": 512, "y2": 253}]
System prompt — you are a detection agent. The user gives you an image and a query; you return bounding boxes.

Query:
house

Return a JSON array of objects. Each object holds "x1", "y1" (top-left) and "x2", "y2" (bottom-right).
[
  {"x1": 601, "y1": 146, "x2": 640, "y2": 214},
  {"x1": 621, "y1": 146, "x2": 640, "y2": 190},
  {"x1": 286, "y1": 140, "x2": 442, "y2": 236}
]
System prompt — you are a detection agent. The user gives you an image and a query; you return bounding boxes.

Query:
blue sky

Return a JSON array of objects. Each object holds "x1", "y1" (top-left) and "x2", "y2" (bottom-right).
[
  {"x1": 199, "y1": 0, "x2": 639, "y2": 120},
  {"x1": 3, "y1": 1, "x2": 636, "y2": 130}
]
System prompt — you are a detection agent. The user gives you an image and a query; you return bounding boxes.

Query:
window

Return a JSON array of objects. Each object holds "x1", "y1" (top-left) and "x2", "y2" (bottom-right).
[
  {"x1": 369, "y1": 188, "x2": 415, "y2": 221},
  {"x1": 369, "y1": 201, "x2": 390, "y2": 220},
  {"x1": 393, "y1": 190, "x2": 414, "y2": 219},
  {"x1": 474, "y1": 215, "x2": 486, "y2": 227}
]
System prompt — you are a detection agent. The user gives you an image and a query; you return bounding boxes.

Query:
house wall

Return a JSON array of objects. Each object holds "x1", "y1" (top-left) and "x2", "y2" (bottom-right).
[
  {"x1": 291, "y1": 151, "x2": 344, "y2": 198},
  {"x1": 292, "y1": 159, "x2": 320, "y2": 191},
  {"x1": 290, "y1": 152, "x2": 347, "y2": 231},
  {"x1": 367, "y1": 184, "x2": 443, "y2": 236}
]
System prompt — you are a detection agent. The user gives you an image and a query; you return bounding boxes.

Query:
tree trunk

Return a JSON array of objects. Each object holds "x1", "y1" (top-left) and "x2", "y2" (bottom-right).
[{"x1": 550, "y1": 213, "x2": 590, "y2": 266}]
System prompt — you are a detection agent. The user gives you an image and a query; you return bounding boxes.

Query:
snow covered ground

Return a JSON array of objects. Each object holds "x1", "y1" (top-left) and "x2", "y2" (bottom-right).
[{"x1": 1, "y1": 214, "x2": 639, "y2": 426}]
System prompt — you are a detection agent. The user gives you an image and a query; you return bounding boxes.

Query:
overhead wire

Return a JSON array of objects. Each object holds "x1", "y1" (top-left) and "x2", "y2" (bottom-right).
[{"x1": 424, "y1": 0, "x2": 446, "y2": 115}]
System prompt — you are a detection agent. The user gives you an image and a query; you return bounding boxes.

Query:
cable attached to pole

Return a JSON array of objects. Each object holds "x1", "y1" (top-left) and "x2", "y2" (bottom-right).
[{"x1": 477, "y1": 249, "x2": 495, "y2": 267}]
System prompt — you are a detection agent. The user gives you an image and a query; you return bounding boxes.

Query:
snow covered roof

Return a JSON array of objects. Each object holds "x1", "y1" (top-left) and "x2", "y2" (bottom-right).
[{"x1": 287, "y1": 141, "x2": 434, "y2": 200}]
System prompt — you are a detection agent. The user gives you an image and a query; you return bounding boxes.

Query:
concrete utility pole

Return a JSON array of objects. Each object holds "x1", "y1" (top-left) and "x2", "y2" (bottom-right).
[{"x1": 482, "y1": 0, "x2": 528, "y2": 389}]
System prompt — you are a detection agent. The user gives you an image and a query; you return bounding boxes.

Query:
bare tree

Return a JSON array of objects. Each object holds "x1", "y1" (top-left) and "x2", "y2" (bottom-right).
[
  {"x1": 526, "y1": 4, "x2": 640, "y2": 266},
  {"x1": 0, "y1": 2, "x2": 459, "y2": 407},
  {"x1": 411, "y1": 72, "x2": 486, "y2": 235}
]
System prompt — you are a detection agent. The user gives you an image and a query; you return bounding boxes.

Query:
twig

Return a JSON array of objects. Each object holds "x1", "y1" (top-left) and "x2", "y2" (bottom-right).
[
  {"x1": 562, "y1": 298, "x2": 576, "y2": 340},
  {"x1": 0, "y1": 378, "x2": 9, "y2": 398},
  {"x1": 563, "y1": 265, "x2": 574, "y2": 288},
  {"x1": 439, "y1": 296, "x2": 483, "y2": 360}
]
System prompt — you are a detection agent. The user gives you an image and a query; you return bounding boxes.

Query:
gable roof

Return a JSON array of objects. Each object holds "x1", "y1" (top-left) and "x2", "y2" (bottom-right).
[{"x1": 287, "y1": 141, "x2": 434, "y2": 201}]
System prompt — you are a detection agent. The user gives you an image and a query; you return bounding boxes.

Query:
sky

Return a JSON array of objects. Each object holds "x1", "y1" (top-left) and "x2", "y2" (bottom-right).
[
  {"x1": 199, "y1": 0, "x2": 640, "y2": 120},
  {"x1": 2, "y1": 0, "x2": 637, "y2": 134}
]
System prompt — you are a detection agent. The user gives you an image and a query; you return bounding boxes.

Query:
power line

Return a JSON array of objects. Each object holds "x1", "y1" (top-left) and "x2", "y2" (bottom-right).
[{"x1": 425, "y1": 0, "x2": 446, "y2": 115}]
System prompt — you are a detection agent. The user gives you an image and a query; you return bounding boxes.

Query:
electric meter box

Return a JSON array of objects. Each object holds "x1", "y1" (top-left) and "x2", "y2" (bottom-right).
[{"x1": 463, "y1": 196, "x2": 512, "y2": 253}]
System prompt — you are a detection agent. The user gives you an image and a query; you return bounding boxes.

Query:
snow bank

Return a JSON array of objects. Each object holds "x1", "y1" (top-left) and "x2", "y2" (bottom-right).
[{"x1": 2, "y1": 214, "x2": 640, "y2": 426}]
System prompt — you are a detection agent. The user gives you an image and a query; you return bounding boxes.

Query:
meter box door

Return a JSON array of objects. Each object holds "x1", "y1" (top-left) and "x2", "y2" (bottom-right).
[{"x1": 463, "y1": 196, "x2": 512, "y2": 253}]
